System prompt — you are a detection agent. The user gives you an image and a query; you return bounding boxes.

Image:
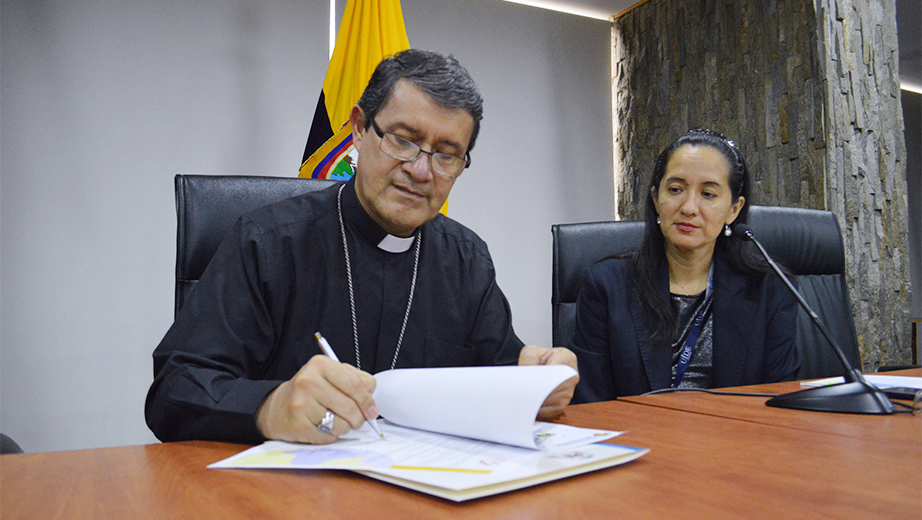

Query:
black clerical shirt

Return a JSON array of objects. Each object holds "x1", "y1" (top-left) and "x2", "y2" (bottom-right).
[{"x1": 145, "y1": 180, "x2": 524, "y2": 444}]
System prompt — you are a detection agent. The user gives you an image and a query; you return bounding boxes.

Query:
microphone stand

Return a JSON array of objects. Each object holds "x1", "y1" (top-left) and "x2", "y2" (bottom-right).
[{"x1": 734, "y1": 223, "x2": 894, "y2": 414}]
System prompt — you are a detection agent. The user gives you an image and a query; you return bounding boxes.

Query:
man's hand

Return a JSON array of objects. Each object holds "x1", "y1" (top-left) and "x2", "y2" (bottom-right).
[
  {"x1": 255, "y1": 355, "x2": 378, "y2": 444},
  {"x1": 518, "y1": 345, "x2": 579, "y2": 420}
]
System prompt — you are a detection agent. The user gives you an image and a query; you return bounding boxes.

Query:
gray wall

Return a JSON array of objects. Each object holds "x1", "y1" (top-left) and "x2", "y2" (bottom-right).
[
  {"x1": 0, "y1": 0, "x2": 613, "y2": 452},
  {"x1": 898, "y1": 0, "x2": 921, "y2": 324},
  {"x1": 906, "y1": 90, "x2": 921, "y2": 322}
]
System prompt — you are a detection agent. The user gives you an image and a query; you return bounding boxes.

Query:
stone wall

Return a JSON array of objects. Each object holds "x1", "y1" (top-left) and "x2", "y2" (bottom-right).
[
  {"x1": 814, "y1": 0, "x2": 911, "y2": 367},
  {"x1": 612, "y1": 0, "x2": 911, "y2": 369}
]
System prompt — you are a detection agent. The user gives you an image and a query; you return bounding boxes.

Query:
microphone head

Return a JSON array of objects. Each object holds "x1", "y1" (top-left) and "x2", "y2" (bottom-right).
[{"x1": 732, "y1": 222, "x2": 753, "y2": 241}]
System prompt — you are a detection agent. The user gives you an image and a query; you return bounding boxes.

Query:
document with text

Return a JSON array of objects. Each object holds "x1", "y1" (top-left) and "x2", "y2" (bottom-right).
[{"x1": 210, "y1": 365, "x2": 649, "y2": 501}]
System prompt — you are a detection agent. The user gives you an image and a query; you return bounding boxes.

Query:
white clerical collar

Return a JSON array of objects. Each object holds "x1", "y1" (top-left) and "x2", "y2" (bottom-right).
[
  {"x1": 377, "y1": 234, "x2": 416, "y2": 253},
  {"x1": 340, "y1": 179, "x2": 418, "y2": 253}
]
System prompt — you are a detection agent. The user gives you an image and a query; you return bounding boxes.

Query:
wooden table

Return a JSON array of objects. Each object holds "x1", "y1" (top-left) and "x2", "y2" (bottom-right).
[
  {"x1": 618, "y1": 368, "x2": 922, "y2": 447},
  {"x1": 3, "y1": 377, "x2": 920, "y2": 520}
]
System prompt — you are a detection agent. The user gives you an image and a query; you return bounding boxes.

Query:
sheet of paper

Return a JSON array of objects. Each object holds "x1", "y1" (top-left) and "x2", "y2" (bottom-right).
[
  {"x1": 209, "y1": 420, "x2": 621, "y2": 474},
  {"x1": 372, "y1": 365, "x2": 577, "y2": 448},
  {"x1": 209, "y1": 420, "x2": 634, "y2": 496},
  {"x1": 801, "y1": 374, "x2": 922, "y2": 390}
]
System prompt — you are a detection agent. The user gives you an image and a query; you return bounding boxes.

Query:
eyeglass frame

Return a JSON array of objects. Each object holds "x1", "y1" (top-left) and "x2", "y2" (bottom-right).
[{"x1": 369, "y1": 118, "x2": 472, "y2": 178}]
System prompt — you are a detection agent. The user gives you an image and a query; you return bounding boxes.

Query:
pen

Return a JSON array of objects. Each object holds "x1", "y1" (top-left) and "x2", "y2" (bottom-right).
[{"x1": 314, "y1": 332, "x2": 385, "y2": 439}]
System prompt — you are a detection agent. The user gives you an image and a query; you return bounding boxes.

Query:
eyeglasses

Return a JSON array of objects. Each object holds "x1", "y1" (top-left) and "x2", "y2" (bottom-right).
[{"x1": 370, "y1": 119, "x2": 471, "y2": 178}]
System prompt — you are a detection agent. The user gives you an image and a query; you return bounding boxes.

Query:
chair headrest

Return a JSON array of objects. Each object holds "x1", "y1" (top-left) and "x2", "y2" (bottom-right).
[
  {"x1": 747, "y1": 206, "x2": 844, "y2": 275},
  {"x1": 552, "y1": 220, "x2": 644, "y2": 303},
  {"x1": 176, "y1": 174, "x2": 337, "y2": 283}
]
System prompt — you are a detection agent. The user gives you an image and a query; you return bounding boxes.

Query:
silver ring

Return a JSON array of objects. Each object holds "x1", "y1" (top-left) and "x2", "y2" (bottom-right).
[{"x1": 317, "y1": 410, "x2": 335, "y2": 435}]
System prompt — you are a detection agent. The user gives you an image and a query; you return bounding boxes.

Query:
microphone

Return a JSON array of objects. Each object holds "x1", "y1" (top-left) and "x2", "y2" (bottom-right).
[{"x1": 733, "y1": 222, "x2": 894, "y2": 414}]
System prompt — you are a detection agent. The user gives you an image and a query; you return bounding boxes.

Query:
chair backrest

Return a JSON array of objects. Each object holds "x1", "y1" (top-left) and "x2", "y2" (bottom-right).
[
  {"x1": 0, "y1": 433, "x2": 24, "y2": 454},
  {"x1": 551, "y1": 205, "x2": 861, "y2": 379},
  {"x1": 174, "y1": 174, "x2": 338, "y2": 317}
]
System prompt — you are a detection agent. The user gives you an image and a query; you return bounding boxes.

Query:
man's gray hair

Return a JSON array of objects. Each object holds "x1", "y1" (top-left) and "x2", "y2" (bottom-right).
[{"x1": 357, "y1": 49, "x2": 484, "y2": 154}]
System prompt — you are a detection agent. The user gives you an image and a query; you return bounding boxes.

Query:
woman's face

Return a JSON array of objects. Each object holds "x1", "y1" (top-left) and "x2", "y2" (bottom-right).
[{"x1": 653, "y1": 144, "x2": 745, "y2": 257}]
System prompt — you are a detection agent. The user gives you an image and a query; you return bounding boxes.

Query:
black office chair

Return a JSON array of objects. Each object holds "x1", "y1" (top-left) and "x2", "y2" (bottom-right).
[
  {"x1": 551, "y1": 206, "x2": 861, "y2": 380},
  {"x1": 1, "y1": 433, "x2": 24, "y2": 454},
  {"x1": 174, "y1": 174, "x2": 338, "y2": 317}
]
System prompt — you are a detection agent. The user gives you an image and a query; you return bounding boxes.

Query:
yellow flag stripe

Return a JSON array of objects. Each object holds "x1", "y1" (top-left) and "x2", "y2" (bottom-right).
[
  {"x1": 390, "y1": 465, "x2": 491, "y2": 474},
  {"x1": 323, "y1": 0, "x2": 410, "y2": 129}
]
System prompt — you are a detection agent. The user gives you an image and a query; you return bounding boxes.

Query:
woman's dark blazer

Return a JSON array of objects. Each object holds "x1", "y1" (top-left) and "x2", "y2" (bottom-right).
[{"x1": 569, "y1": 257, "x2": 800, "y2": 403}]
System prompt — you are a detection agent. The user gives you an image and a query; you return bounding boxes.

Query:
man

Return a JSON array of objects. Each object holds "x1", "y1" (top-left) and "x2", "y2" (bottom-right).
[{"x1": 145, "y1": 49, "x2": 578, "y2": 445}]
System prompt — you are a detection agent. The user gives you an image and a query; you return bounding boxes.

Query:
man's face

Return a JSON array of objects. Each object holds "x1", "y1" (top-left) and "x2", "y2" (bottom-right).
[{"x1": 351, "y1": 79, "x2": 475, "y2": 237}]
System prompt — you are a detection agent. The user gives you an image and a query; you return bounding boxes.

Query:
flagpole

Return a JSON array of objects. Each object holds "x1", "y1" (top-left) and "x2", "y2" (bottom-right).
[{"x1": 329, "y1": 0, "x2": 336, "y2": 59}]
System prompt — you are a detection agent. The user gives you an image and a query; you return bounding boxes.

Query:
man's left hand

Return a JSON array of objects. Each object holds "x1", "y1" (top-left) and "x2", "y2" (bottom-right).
[{"x1": 518, "y1": 345, "x2": 579, "y2": 420}]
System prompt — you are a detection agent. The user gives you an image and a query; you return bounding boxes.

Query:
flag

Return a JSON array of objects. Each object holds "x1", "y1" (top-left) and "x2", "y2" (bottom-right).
[{"x1": 299, "y1": 0, "x2": 410, "y2": 181}]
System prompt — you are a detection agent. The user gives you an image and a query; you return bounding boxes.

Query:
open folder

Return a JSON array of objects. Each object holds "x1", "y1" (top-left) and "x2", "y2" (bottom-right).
[{"x1": 210, "y1": 365, "x2": 649, "y2": 501}]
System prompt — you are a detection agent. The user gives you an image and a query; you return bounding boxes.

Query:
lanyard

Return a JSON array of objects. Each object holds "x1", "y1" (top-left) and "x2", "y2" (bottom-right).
[{"x1": 672, "y1": 265, "x2": 714, "y2": 388}]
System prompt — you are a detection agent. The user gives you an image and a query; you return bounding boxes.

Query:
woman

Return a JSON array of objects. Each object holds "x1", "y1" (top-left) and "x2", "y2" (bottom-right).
[{"x1": 570, "y1": 129, "x2": 800, "y2": 403}]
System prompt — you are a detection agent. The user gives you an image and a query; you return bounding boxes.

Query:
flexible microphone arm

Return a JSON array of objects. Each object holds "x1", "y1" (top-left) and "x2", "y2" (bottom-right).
[
  {"x1": 733, "y1": 223, "x2": 861, "y2": 382},
  {"x1": 732, "y1": 222, "x2": 893, "y2": 414}
]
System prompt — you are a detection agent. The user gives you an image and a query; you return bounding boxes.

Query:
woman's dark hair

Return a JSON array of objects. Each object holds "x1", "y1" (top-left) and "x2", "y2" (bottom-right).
[
  {"x1": 357, "y1": 49, "x2": 484, "y2": 155},
  {"x1": 630, "y1": 129, "x2": 771, "y2": 348}
]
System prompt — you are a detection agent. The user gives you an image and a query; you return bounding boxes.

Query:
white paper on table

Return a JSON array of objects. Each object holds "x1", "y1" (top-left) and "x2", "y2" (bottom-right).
[
  {"x1": 208, "y1": 420, "x2": 622, "y2": 474},
  {"x1": 801, "y1": 374, "x2": 922, "y2": 389},
  {"x1": 207, "y1": 365, "x2": 639, "y2": 500},
  {"x1": 208, "y1": 421, "x2": 639, "y2": 501}
]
